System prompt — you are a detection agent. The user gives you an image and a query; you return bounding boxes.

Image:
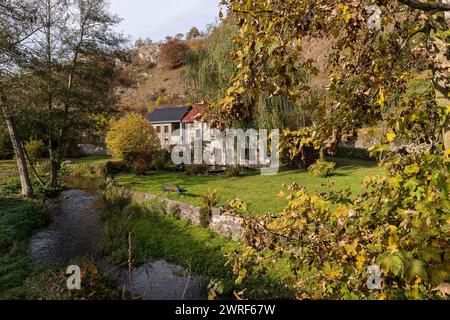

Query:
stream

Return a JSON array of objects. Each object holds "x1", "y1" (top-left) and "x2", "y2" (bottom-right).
[{"x1": 28, "y1": 178, "x2": 207, "y2": 300}]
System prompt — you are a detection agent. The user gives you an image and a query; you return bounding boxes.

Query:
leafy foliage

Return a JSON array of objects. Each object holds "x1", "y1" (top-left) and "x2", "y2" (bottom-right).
[
  {"x1": 105, "y1": 113, "x2": 159, "y2": 159},
  {"x1": 24, "y1": 139, "x2": 45, "y2": 164},
  {"x1": 218, "y1": 0, "x2": 450, "y2": 300},
  {"x1": 279, "y1": 128, "x2": 321, "y2": 168},
  {"x1": 224, "y1": 165, "x2": 244, "y2": 177},
  {"x1": 308, "y1": 159, "x2": 336, "y2": 177},
  {"x1": 230, "y1": 148, "x2": 450, "y2": 299},
  {"x1": 161, "y1": 40, "x2": 190, "y2": 70}
]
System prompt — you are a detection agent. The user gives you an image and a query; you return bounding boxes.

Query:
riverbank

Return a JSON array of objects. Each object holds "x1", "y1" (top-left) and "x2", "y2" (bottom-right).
[
  {"x1": 98, "y1": 182, "x2": 292, "y2": 299},
  {"x1": 0, "y1": 195, "x2": 122, "y2": 300}
]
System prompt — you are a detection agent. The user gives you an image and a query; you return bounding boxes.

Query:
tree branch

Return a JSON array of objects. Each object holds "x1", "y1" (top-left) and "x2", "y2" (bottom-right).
[{"x1": 399, "y1": 0, "x2": 450, "y2": 11}]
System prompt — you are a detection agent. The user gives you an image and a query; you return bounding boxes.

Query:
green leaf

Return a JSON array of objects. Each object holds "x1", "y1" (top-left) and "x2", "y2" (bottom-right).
[
  {"x1": 377, "y1": 251, "x2": 404, "y2": 276},
  {"x1": 404, "y1": 164, "x2": 420, "y2": 176},
  {"x1": 404, "y1": 259, "x2": 428, "y2": 283}
]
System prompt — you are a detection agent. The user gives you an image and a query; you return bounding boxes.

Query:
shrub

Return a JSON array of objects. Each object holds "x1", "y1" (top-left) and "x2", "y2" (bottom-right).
[
  {"x1": 152, "y1": 149, "x2": 169, "y2": 170},
  {"x1": 185, "y1": 163, "x2": 210, "y2": 175},
  {"x1": 279, "y1": 128, "x2": 321, "y2": 169},
  {"x1": 221, "y1": 198, "x2": 248, "y2": 217},
  {"x1": 105, "y1": 113, "x2": 159, "y2": 160},
  {"x1": 124, "y1": 151, "x2": 153, "y2": 175},
  {"x1": 202, "y1": 189, "x2": 220, "y2": 209},
  {"x1": 224, "y1": 165, "x2": 244, "y2": 177},
  {"x1": 24, "y1": 139, "x2": 46, "y2": 163},
  {"x1": 335, "y1": 145, "x2": 374, "y2": 161},
  {"x1": 160, "y1": 40, "x2": 190, "y2": 69},
  {"x1": 308, "y1": 159, "x2": 336, "y2": 177},
  {"x1": 105, "y1": 160, "x2": 127, "y2": 175},
  {"x1": 102, "y1": 184, "x2": 132, "y2": 213}
]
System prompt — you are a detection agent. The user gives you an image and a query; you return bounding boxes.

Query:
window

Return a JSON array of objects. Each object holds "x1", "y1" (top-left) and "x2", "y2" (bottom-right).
[
  {"x1": 164, "y1": 125, "x2": 169, "y2": 133},
  {"x1": 156, "y1": 126, "x2": 161, "y2": 133}
]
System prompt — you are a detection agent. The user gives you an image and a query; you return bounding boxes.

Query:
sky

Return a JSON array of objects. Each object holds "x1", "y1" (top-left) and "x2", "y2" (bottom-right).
[{"x1": 109, "y1": 0, "x2": 222, "y2": 42}]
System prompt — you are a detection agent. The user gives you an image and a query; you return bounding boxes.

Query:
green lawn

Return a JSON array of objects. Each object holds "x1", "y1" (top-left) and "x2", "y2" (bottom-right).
[
  {"x1": 0, "y1": 160, "x2": 18, "y2": 184},
  {"x1": 115, "y1": 157, "x2": 382, "y2": 215}
]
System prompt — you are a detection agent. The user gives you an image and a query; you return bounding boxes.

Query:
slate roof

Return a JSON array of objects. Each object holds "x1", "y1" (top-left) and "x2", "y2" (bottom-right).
[
  {"x1": 146, "y1": 106, "x2": 192, "y2": 124},
  {"x1": 182, "y1": 104, "x2": 206, "y2": 123}
]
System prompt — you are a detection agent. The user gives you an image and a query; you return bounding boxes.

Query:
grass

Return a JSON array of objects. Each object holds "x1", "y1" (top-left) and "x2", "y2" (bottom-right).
[
  {"x1": 101, "y1": 201, "x2": 293, "y2": 299},
  {"x1": 114, "y1": 157, "x2": 382, "y2": 215},
  {"x1": 0, "y1": 197, "x2": 48, "y2": 298}
]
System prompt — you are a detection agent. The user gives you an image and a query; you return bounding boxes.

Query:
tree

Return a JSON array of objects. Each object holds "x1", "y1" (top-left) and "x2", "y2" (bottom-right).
[
  {"x1": 23, "y1": 0, "x2": 125, "y2": 187},
  {"x1": 218, "y1": 0, "x2": 450, "y2": 299},
  {"x1": 184, "y1": 19, "x2": 309, "y2": 130},
  {"x1": 105, "y1": 113, "x2": 159, "y2": 159},
  {"x1": 160, "y1": 39, "x2": 190, "y2": 70},
  {"x1": 0, "y1": 0, "x2": 40, "y2": 196},
  {"x1": 186, "y1": 26, "x2": 201, "y2": 40}
]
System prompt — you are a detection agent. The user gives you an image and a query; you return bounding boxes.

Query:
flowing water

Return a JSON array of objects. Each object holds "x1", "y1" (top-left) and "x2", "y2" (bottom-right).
[{"x1": 28, "y1": 177, "x2": 206, "y2": 300}]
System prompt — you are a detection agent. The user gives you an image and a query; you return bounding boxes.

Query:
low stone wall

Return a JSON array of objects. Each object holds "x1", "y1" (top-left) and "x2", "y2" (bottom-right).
[
  {"x1": 77, "y1": 144, "x2": 108, "y2": 157},
  {"x1": 132, "y1": 192, "x2": 244, "y2": 240}
]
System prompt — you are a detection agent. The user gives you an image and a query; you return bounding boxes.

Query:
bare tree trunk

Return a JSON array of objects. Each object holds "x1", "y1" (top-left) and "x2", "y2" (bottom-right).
[{"x1": 4, "y1": 115, "x2": 34, "y2": 197}]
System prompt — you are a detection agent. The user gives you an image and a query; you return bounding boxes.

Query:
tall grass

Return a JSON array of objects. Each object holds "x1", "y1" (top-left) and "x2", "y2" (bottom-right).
[{"x1": 101, "y1": 184, "x2": 132, "y2": 214}]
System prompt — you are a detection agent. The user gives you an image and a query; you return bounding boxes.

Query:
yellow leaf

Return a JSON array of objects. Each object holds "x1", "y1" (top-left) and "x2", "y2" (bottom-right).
[{"x1": 386, "y1": 131, "x2": 396, "y2": 143}]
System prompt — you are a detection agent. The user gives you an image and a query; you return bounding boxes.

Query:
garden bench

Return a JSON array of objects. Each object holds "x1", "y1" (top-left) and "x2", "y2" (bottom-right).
[{"x1": 163, "y1": 183, "x2": 187, "y2": 197}]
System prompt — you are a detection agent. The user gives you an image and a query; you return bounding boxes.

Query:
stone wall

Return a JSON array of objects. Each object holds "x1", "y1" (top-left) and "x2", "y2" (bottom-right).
[
  {"x1": 132, "y1": 191, "x2": 244, "y2": 241},
  {"x1": 77, "y1": 144, "x2": 108, "y2": 157}
]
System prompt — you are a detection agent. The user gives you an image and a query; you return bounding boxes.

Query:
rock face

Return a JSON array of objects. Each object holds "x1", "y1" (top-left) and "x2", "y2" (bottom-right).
[
  {"x1": 131, "y1": 42, "x2": 161, "y2": 65},
  {"x1": 132, "y1": 192, "x2": 244, "y2": 241}
]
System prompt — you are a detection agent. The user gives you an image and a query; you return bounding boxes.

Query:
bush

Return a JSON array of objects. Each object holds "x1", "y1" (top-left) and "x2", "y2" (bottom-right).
[
  {"x1": 24, "y1": 139, "x2": 46, "y2": 163},
  {"x1": 105, "y1": 113, "x2": 159, "y2": 160},
  {"x1": 335, "y1": 145, "x2": 374, "y2": 161},
  {"x1": 202, "y1": 189, "x2": 220, "y2": 209},
  {"x1": 308, "y1": 159, "x2": 336, "y2": 177},
  {"x1": 279, "y1": 128, "x2": 321, "y2": 169},
  {"x1": 224, "y1": 165, "x2": 244, "y2": 177},
  {"x1": 152, "y1": 149, "x2": 169, "y2": 170},
  {"x1": 124, "y1": 151, "x2": 153, "y2": 175},
  {"x1": 105, "y1": 160, "x2": 127, "y2": 175},
  {"x1": 185, "y1": 163, "x2": 210, "y2": 175},
  {"x1": 160, "y1": 40, "x2": 190, "y2": 69}
]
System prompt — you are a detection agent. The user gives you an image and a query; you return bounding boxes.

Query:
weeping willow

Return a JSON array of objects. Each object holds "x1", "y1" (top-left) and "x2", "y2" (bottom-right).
[{"x1": 184, "y1": 19, "x2": 313, "y2": 130}]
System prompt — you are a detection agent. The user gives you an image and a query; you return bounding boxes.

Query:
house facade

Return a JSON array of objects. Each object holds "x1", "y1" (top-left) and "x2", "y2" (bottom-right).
[
  {"x1": 146, "y1": 106, "x2": 191, "y2": 148},
  {"x1": 147, "y1": 103, "x2": 227, "y2": 165}
]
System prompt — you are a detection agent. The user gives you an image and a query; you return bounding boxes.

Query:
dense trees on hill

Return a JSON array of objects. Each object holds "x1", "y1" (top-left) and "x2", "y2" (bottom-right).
[{"x1": 161, "y1": 39, "x2": 190, "y2": 70}]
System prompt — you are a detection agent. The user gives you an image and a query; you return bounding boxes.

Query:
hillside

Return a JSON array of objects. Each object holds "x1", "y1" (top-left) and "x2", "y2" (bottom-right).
[{"x1": 117, "y1": 37, "x2": 332, "y2": 114}]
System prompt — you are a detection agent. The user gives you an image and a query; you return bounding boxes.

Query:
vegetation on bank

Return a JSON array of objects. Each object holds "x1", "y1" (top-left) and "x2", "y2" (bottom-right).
[
  {"x1": 99, "y1": 182, "x2": 293, "y2": 299},
  {"x1": 0, "y1": 186, "x2": 121, "y2": 300}
]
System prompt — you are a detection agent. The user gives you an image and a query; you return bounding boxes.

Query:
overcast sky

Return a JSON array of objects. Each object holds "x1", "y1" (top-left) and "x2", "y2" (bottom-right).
[{"x1": 109, "y1": 0, "x2": 222, "y2": 42}]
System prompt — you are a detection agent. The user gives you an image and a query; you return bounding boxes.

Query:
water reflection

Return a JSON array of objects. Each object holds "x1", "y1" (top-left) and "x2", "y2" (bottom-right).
[{"x1": 29, "y1": 181, "x2": 207, "y2": 300}]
